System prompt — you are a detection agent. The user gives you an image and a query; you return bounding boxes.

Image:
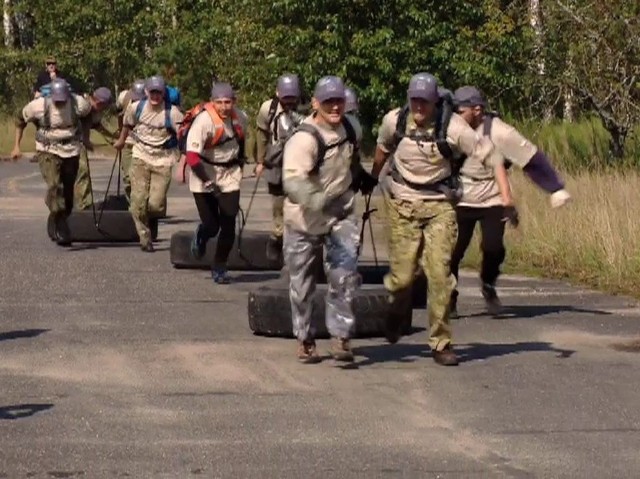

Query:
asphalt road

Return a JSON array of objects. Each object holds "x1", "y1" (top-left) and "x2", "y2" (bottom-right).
[{"x1": 1, "y1": 158, "x2": 639, "y2": 478}]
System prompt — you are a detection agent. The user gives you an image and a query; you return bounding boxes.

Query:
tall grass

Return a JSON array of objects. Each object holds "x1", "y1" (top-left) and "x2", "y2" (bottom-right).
[{"x1": 461, "y1": 170, "x2": 640, "y2": 298}]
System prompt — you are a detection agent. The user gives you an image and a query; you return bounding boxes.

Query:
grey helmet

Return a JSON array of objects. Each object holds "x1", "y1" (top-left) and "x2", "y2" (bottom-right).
[
  {"x1": 276, "y1": 74, "x2": 301, "y2": 99},
  {"x1": 344, "y1": 87, "x2": 358, "y2": 113},
  {"x1": 50, "y1": 78, "x2": 70, "y2": 102},
  {"x1": 130, "y1": 79, "x2": 146, "y2": 101},
  {"x1": 407, "y1": 72, "x2": 439, "y2": 102}
]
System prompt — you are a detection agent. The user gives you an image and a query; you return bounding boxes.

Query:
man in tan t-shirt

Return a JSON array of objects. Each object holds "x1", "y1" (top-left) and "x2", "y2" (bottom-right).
[
  {"x1": 254, "y1": 74, "x2": 305, "y2": 261},
  {"x1": 114, "y1": 79, "x2": 146, "y2": 201},
  {"x1": 11, "y1": 78, "x2": 92, "y2": 246},
  {"x1": 371, "y1": 73, "x2": 511, "y2": 366},
  {"x1": 282, "y1": 75, "x2": 376, "y2": 364},
  {"x1": 184, "y1": 82, "x2": 247, "y2": 284},
  {"x1": 450, "y1": 86, "x2": 572, "y2": 318},
  {"x1": 113, "y1": 75, "x2": 184, "y2": 252}
]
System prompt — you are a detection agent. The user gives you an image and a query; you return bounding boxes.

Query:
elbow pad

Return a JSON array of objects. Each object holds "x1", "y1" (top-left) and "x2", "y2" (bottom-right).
[{"x1": 523, "y1": 151, "x2": 564, "y2": 193}]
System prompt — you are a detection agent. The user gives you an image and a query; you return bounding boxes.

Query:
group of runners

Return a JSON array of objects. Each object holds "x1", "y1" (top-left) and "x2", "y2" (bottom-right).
[{"x1": 8, "y1": 56, "x2": 572, "y2": 366}]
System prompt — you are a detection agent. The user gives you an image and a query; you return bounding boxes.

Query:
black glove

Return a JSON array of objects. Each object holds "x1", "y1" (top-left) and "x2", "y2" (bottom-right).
[
  {"x1": 503, "y1": 205, "x2": 519, "y2": 227},
  {"x1": 358, "y1": 171, "x2": 379, "y2": 195}
]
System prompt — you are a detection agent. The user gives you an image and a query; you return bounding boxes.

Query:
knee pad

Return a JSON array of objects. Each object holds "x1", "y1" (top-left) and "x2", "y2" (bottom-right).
[{"x1": 327, "y1": 268, "x2": 361, "y2": 293}]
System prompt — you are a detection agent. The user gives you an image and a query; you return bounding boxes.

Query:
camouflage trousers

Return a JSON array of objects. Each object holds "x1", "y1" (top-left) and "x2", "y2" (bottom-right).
[
  {"x1": 383, "y1": 195, "x2": 458, "y2": 352},
  {"x1": 37, "y1": 152, "x2": 80, "y2": 216},
  {"x1": 74, "y1": 148, "x2": 93, "y2": 210},
  {"x1": 271, "y1": 194, "x2": 284, "y2": 238},
  {"x1": 120, "y1": 146, "x2": 134, "y2": 202},
  {"x1": 129, "y1": 156, "x2": 172, "y2": 246},
  {"x1": 283, "y1": 215, "x2": 361, "y2": 342}
]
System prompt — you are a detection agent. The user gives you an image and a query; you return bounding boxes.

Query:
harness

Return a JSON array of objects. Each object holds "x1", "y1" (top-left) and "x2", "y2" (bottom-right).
[
  {"x1": 388, "y1": 94, "x2": 466, "y2": 199},
  {"x1": 132, "y1": 99, "x2": 178, "y2": 149},
  {"x1": 35, "y1": 96, "x2": 81, "y2": 146}
]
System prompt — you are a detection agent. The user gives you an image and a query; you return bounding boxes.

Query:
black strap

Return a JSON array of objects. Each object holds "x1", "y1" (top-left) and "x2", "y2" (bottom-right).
[
  {"x1": 298, "y1": 116, "x2": 357, "y2": 175},
  {"x1": 266, "y1": 97, "x2": 279, "y2": 137},
  {"x1": 200, "y1": 155, "x2": 243, "y2": 168}
]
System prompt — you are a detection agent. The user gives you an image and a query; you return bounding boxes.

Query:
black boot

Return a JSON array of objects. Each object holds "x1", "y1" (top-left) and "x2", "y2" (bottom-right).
[
  {"x1": 481, "y1": 283, "x2": 502, "y2": 316},
  {"x1": 149, "y1": 217, "x2": 159, "y2": 241},
  {"x1": 54, "y1": 213, "x2": 72, "y2": 247}
]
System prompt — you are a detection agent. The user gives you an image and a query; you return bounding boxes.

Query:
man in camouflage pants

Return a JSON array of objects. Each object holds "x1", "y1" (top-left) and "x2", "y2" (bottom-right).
[
  {"x1": 115, "y1": 79, "x2": 146, "y2": 201},
  {"x1": 74, "y1": 87, "x2": 116, "y2": 210},
  {"x1": 11, "y1": 78, "x2": 92, "y2": 246},
  {"x1": 282, "y1": 75, "x2": 377, "y2": 364},
  {"x1": 254, "y1": 74, "x2": 304, "y2": 261},
  {"x1": 371, "y1": 73, "x2": 507, "y2": 366},
  {"x1": 113, "y1": 76, "x2": 183, "y2": 252}
]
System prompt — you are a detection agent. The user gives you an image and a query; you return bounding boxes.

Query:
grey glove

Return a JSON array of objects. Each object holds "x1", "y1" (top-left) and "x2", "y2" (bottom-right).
[{"x1": 284, "y1": 177, "x2": 326, "y2": 211}]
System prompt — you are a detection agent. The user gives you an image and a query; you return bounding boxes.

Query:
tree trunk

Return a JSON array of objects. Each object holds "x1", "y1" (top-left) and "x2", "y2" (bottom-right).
[
  {"x1": 3, "y1": 0, "x2": 14, "y2": 48},
  {"x1": 563, "y1": 86, "x2": 574, "y2": 122},
  {"x1": 530, "y1": 0, "x2": 554, "y2": 121}
]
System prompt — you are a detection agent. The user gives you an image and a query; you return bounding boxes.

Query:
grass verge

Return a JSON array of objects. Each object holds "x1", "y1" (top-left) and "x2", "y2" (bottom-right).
[{"x1": 375, "y1": 170, "x2": 640, "y2": 299}]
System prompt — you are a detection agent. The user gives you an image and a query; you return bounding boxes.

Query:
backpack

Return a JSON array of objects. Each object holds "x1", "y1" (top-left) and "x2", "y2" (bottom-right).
[
  {"x1": 264, "y1": 116, "x2": 358, "y2": 190},
  {"x1": 393, "y1": 91, "x2": 456, "y2": 159},
  {"x1": 389, "y1": 92, "x2": 468, "y2": 200},
  {"x1": 481, "y1": 111, "x2": 513, "y2": 169},
  {"x1": 133, "y1": 96, "x2": 179, "y2": 149},
  {"x1": 165, "y1": 85, "x2": 181, "y2": 108},
  {"x1": 176, "y1": 102, "x2": 245, "y2": 166},
  {"x1": 35, "y1": 95, "x2": 81, "y2": 145}
]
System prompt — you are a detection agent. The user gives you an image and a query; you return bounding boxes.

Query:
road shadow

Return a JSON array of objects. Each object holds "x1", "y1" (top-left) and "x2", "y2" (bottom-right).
[
  {"x1": 229, "y1": 271, "x2": 284, "y2": 283},
  {"x1": 0, "y1": 328, "x2": 49, "y2": 342},
  {"x1": 0, "y1": 403, "x2": 54, "y2": 420},
  {"x1": 353, "y1": 340, "x2": 574, "y2": 367},
  {"x1": 460, "y1": 304, "x2": 613, "y2": 320},
  {"x1": 159, "y1": 218, "x2": 197, "y2": 226}
]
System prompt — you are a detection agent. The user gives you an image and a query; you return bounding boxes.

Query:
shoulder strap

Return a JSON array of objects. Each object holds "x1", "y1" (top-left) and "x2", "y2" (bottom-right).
[
  {"x1": 42, "y1": 97, "x2": 51, "y2": 129},
  {"x1": 164, "y1": 100, "x2": 174, "y2": 134},
  {"x1": 135, "y1": 99, "x2": 146, "y2": 123},
  {"x1": 295, "y1": 123, "x2": 327, "y2": 174},
  {"x1": 393, "y1": 105, "x2": 410, "y2": 148},
  {"x1": 203, "y1": 102, "x2": 225, "y2": 147},
  {"x1": 342, "y1": 116, "x2": 357, "y2": 145},
  {"x1": 267, "y1": 97, "x2": 279, "y2": 126},
  {"x1": 435, "y1": 95, "x2": 454, "y2": 159}
]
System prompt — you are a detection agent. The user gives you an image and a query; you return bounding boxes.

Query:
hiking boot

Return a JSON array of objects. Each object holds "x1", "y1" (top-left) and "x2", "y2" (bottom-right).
[
  {"x1": 433, "y1": 346, "x2": 459, "y2": 366},
  {"x1": 481, "y1": 283, "x2": 502, "y2": 316},
  {"x1": 297, "y1": 340, "x2": 321, "y2": 364},
  {"x1": 265, "y1": 235, "x2": 283, "y2": 262},
  {"x1": 149, "y1": 218, "x2": 159, "y2": 241},
  {"x1": 140, "y1": 242, "x2": 155, "y2": 253},
  {"x1": 190, "y1": 224, "x2": 207, "y2": 259},
  {"x1": 212, "y1": 268, "x2": 231, "y2": 284},
  {"x1": 330, "y1": 338, "x2": 354, "y2": 362},
  {"x1": 54, "y1": 214, "x2": 72, "y2": 247}
]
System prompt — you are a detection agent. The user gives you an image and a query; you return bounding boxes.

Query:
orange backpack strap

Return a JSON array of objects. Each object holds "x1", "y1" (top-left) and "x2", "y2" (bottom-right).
[{"x1": 203, "y1": 102, "x2": 225, "y2": 149}]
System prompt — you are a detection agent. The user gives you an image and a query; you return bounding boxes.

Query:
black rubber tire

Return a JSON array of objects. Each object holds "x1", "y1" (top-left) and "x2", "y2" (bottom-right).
[
  {"x1": 169, "y1": 230, "x2": 284, "y2": 271},
  {"x1": 66, "y1": 210, "x2": 139, "y2": 242},
  {"x1": 94, "y1": 194, "x2": 129, "y2": 211},
  {"x1": 247, "y1": 284, "x2": 412, "y2": 339},
  {"x1": 280, "y1": 263, "x2": 427, "y2": 309}
]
